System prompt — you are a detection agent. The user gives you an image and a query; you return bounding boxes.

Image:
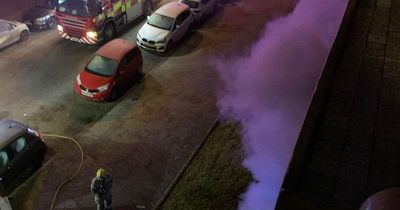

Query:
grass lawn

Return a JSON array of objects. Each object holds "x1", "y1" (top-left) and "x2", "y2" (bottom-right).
[{"x1": 160, "y1": 122, "x2": 253, "y2": 210}]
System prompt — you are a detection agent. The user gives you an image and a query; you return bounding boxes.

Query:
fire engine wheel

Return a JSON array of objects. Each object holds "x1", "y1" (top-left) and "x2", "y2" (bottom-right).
[
  {"x1": 104, "y1": 23, "x2": 116, "y2": 43},
  {"x1": 47, "y1": 16, "x2": 57, "y2": 29},
  {"x1": 143, "y1": 1, "x2": 153, "y2": 17},
  {"x1": 20, "y1": 30, "x2": 29, "y2": 42}
]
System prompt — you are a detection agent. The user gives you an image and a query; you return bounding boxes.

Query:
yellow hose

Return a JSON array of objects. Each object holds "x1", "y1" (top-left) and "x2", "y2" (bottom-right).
[{"x1": 42, "y1": 134, "x2": 84, "y2": 210}]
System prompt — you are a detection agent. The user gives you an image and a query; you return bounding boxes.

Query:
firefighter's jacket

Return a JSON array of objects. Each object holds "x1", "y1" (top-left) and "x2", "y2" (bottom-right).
[{"x1": 91, "y1": 174, "x2": 112, "y2": 197}]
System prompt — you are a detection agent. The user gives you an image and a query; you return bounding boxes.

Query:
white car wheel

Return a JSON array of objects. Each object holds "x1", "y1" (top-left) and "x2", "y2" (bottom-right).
[{"x1": 20, "y1": 30, "x2": 29, "y2": 42}]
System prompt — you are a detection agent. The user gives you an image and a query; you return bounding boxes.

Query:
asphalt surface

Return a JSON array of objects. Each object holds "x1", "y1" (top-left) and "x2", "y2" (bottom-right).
[
  {"x1": 282, "y1": 0, "x2": 400, "y2": 209},
  {"x1": 0, "y1": 0, "x2": 297, "y2": 209}
]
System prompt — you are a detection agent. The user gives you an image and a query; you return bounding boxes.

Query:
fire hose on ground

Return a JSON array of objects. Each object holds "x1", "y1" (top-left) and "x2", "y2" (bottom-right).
[{"x1": 42, "y1": 134, "x2": 84, "y2": 210}]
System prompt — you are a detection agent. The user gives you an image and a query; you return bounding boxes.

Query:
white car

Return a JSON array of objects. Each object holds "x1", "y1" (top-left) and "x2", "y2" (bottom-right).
[
  {"x1": 137, "y1": 2, "x2": 195, "y2": 52},
  {"x1": 0, "y1": 19, "x2": 30, "y2": 50},
  {"x1": 179, "y1": 0, "x2": 218, "y2": 22}
]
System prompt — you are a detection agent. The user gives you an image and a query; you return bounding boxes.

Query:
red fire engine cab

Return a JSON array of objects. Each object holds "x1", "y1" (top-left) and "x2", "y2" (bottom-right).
[{"x1": 56, "y1": 0, "x2": 153, "y2": 44}]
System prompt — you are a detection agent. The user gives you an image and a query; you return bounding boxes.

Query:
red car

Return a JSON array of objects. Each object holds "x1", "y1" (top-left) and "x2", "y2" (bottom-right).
[{"x1": 75, "y1": 39, "x2": 143, "y2": 101}]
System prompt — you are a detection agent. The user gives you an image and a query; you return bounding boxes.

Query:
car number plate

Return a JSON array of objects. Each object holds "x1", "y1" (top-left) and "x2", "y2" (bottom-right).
[
  {"x1": 70, "y1": 37, "x2": 80, "y2": 42},
  {"x1": 82, "y1": 91, "x2": 93, "y2": 97}
]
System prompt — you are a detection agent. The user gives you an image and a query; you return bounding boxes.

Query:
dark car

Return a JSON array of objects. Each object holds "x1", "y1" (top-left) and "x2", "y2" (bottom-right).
[
  {"x1": 0, "y1": 120, "x2": 46, "y2": 194},
  {"x1": 23, "y1": 0, "x2": 58, "y2": 30}
]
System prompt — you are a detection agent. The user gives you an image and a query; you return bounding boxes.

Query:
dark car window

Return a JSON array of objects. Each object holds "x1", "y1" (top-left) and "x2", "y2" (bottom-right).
[
  {"x1": 10, "y1": 137, "x2": 27, "y2": 153},
  {"x1": 0, "y1": 149, "x2": 9, "y2": 168},
  {"x1": 57, "y1": 0, "x2": 101, "y2": 17},
  {"x1": 0, "y1": 136, "x2": 29, "y2": 163},
  {"x1": 181, "y1": 0, "x2": 199, "y2": 8},
  {"x1": 175, "y1": 10, "x2": 190, "y2": 28},
  {"x1": 178, "y1": 10, "x2": 191, "y2": 23},
  {"x1": 174, "y1": 16, "x2": 182, "y2": 28},
  {"x1": 0, "y1": 23, "x2": 11, "y2": 32}
]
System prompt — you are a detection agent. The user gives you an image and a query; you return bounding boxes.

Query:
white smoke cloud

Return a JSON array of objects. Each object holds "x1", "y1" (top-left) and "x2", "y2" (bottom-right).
[{"x1": 216, "y1": 0, "x2": 348, "y2": 209}]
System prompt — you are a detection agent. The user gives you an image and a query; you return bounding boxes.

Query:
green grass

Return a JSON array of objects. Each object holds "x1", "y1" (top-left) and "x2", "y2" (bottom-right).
[
  {"x1": 161, "y1": 122, "x2": 253, "y2": 210},
  {"x1": 9, "y1": 167, "x2": 47, "y2": 210}
]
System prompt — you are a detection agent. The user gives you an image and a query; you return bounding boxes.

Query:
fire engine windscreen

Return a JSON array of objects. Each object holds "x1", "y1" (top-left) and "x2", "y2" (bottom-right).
[{"x1": 57, "y1": 0, "x2": 102, "y2": 17}]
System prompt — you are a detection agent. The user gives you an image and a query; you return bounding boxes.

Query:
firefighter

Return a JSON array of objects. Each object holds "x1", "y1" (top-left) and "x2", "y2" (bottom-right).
[{"x1": 91, "y1": 168, "x2": 113, "y2": 210}]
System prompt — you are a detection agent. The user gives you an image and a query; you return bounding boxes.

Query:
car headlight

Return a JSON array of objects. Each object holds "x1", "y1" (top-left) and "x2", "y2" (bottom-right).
[
  {"x1": 76, "y1": 74, "x2": 81, "y2": 85},
  {"x1": 97, "y1": 83, "x2": 109, "y2": 92},
  {"x1": 36, "y1": 15, "x2": 50, "y2": 22},
  {"x1": 57, "y1": 24, "x2": 63, "y2": 31},
  {"x1": 137, "y1": 33, "x2": 142, "y2": 39},
  {"x1": 86, "y1": 31, "x2": 97, "y2": 39}
]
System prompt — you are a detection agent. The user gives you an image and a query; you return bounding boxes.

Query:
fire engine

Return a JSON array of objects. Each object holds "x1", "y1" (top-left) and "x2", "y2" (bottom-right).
[{"x1": 56, "y1": 0, "x2": 154, "y2": 44}]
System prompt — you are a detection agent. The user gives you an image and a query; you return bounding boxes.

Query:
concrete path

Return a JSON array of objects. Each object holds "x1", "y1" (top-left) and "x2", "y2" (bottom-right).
[{"x1": 292, "y1": 0, "x2": 400, "y2": 209}]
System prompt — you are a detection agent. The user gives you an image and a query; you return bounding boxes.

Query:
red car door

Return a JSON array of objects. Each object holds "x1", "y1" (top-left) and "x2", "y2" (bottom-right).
[
  {"x1": 116, "y1": 56, "x2": 129, "y2": 89},
  {"x1": 124, "y1": 47, "x2": 142, "y2": 84},
  {"x1": 115, "y1": 47, "x2": 142, "y2": 89}
]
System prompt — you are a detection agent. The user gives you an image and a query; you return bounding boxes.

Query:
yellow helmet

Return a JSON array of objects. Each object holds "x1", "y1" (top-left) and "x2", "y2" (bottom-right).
[{"x1": 96, "y1": 168, "x2": 106, "y2": 177}]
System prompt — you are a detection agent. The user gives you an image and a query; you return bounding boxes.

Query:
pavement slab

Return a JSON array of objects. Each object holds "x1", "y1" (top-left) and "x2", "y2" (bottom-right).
[{"x1": 289, "y1": 0, "x2": 400, "y2": 209}]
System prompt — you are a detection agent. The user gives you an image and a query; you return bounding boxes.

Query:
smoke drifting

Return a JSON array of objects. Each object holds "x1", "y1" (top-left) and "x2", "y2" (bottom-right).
[{"x1": 216, "y1": 0, "x2": 348, "y2": 209}]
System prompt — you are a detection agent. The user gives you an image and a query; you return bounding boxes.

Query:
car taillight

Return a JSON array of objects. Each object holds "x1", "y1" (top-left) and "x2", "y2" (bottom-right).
[
  {"x1": 28, "y1": 127, "x2": 44, "y2": 141},
  {"x1": 38, "y1": 133, "x2": 44, "y2": 142}
]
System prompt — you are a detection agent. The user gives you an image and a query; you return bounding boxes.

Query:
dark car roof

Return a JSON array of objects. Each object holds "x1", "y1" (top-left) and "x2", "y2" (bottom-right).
[
  {"x1": 96, "y1": 38, "x2": 137, "y2": 61},
  {"x1": 24, "y1": 6, "x2": 54, "y2": 20},
  {"x1": 0, "y1": 120, "x2": 27, "y2": 148}
]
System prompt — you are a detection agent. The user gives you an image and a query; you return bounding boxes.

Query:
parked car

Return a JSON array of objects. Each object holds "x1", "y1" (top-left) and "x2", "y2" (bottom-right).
[
  {"x1": 0, "y1": 19, "x2": 30, "y2": 50},
  {"x1": 23, "y1": 0, "x2": 58, "y2": 30},
  {"x1": 179, "y1": 0, "x2": 217, "y2": 22},
  {"x1": 0, "y1": 119, "x2": 46, "y2": 194},
  {"x1": 75, "y1": 38, "x2": 143, "y2": 101},
  {"x1": 137, "y1": 2, "x2": 195, "y2": 52}
]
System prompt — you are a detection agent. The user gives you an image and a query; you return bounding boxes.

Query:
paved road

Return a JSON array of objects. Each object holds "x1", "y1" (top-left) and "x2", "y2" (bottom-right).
[{"x1": 0, "y1": 0, "x2": 297, "y2": 209}]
